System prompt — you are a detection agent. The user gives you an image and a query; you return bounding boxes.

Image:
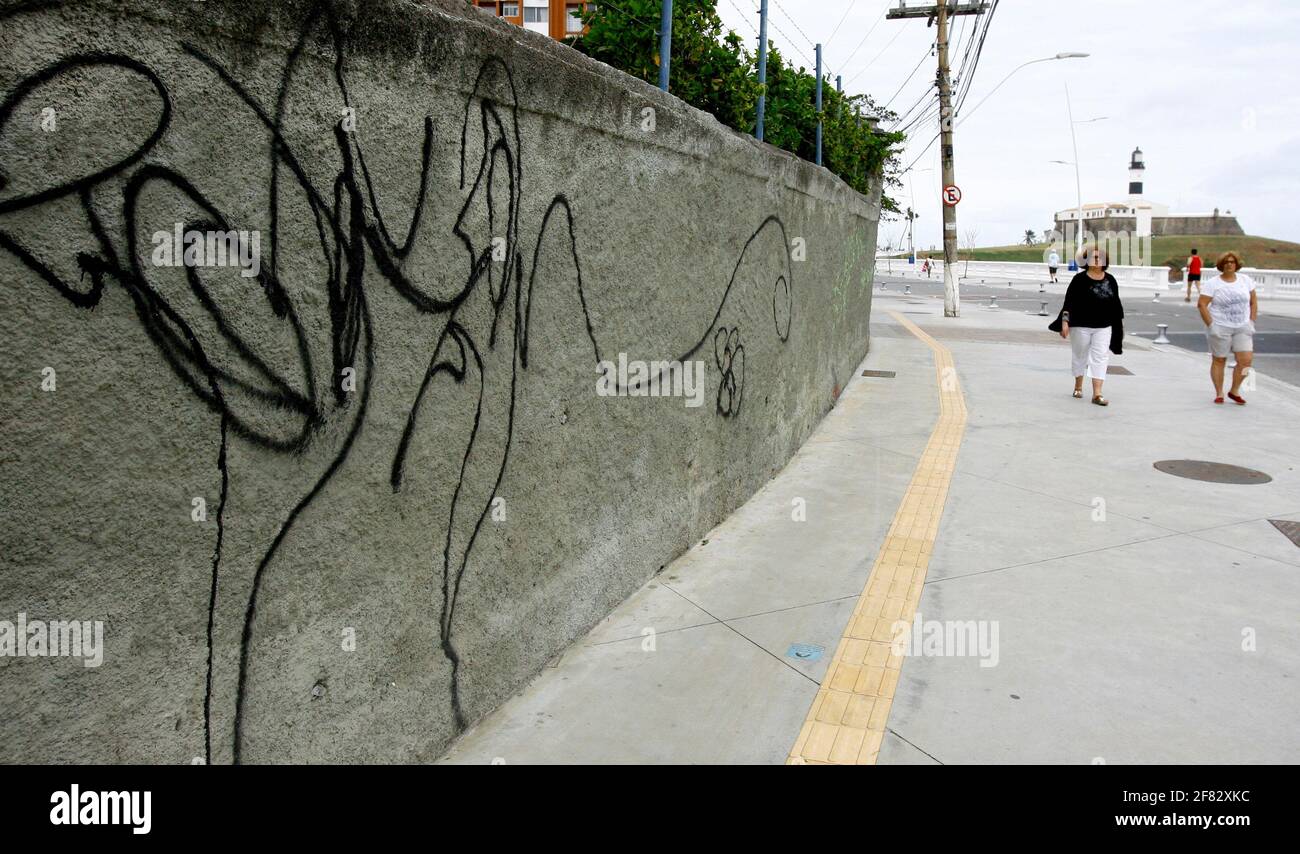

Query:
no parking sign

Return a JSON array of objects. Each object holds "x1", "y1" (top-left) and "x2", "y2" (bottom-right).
[{"x1": 942, "y1": 185, "x2": 962, "y2": 206}]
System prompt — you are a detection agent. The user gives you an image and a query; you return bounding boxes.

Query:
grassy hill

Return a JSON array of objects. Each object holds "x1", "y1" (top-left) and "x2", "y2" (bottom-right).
[{"x1": 892, "y1": 235, "x2": 1300, "y2": 270}]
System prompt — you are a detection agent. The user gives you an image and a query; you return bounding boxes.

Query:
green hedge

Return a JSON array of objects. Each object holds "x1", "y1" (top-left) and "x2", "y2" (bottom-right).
[{"x1": 568, "y1": 0, "x2": 903, "y2": 207}]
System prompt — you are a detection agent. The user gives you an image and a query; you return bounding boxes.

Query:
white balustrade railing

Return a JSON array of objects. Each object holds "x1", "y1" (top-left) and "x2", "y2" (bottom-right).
[{"x1": 873, "y1": 258, "x2": 1300, "y2": 299}]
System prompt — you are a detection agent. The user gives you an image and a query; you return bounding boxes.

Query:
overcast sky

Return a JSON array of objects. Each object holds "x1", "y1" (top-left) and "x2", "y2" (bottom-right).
[{"x1": 714, "y1": 0, "x2": 1300, "y2": 251}]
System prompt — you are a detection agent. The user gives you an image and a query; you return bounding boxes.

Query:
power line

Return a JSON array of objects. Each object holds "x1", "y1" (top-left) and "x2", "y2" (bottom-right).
[
  {"x1": 894, "y1": 86, "x2": 941, "y2": 135},
  {"x1": 749, "y1": 0, "x2": 817, "y2": 71},
  {"x1": 772, "y1": 0, "x2": 820, "y2": 53},
  {"x1": 950, "y1": 3, "x2": 984, "y2": 96},
  {"x1": 882, "y1": 40, "x2": 935, "y2": 109},
  {"x1": 890, "y1": 79, "x2": 936, "y2": 129},
  {"x1": 899, "y1": 101, "x2": 940, "y2": 137},
  {"x1": 824, "y1": 0, "x2": 858, "y2": 49},
  {"x1": 843, "y1": 24, "x2": 903, "y2": 85},
  {"x1": 725, "y1": 0, "x2": 759, "y2": 36},
  {"x1": 901, "y1": 130, "x2": 940, "y2": 173},
  {"x1": 954, "y1": 0, "x2": 998, "y2": 115},
  {"x1": 837, "y1": 2, "x2": 888, "y2": 71}
]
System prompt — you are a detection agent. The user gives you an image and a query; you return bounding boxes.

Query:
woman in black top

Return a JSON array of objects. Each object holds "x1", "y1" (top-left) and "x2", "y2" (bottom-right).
[{"x1": 1048, "y1": 247, "x2": 1125, "y2": 406}]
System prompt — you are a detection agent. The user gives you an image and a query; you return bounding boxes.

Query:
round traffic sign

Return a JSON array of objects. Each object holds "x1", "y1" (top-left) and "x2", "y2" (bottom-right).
[{"x1": 943, "y1": 185, "x2": 962, "y2": 206}]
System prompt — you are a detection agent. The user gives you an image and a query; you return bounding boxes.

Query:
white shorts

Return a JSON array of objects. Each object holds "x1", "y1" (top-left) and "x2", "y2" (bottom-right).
[
  {"x1": 1207, "y1": 322, "x2": 1254, "y2": 358},
  {"x1": 1069, "y1": 326, "x2": 1111, "y2": 378}
]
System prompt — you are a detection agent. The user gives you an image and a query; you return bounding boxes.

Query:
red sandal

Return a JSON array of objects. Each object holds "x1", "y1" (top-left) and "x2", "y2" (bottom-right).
[
  {"x1": 1214, "y1": 397, "x2": 1224, "y2": 404},
  {"x1": 1227, "y1": 392, "x2": 1246, "y2": 405}
]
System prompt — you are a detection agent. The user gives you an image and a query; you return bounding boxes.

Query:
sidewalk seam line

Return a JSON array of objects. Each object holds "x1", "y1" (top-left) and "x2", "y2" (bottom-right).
[{"x1": 660, "y1": 583, "x2": 821, "y2": 686}]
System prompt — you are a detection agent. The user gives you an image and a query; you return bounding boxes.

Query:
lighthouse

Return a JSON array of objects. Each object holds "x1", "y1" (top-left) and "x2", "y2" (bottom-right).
[{"x1": 1128, "y1": 146, "x2": 1145, "y2": 200}]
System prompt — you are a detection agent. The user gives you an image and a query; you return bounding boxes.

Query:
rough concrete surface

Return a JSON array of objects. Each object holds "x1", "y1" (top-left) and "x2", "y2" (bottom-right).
[{"x1": 0, "y1": 0, "x2": 881, "y2": 761}]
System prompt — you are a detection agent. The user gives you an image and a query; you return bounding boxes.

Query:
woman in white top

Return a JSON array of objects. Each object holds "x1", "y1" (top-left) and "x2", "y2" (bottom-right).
[{"x1": 1197, "y1": 251, "x2": 1257, "y2": 405}]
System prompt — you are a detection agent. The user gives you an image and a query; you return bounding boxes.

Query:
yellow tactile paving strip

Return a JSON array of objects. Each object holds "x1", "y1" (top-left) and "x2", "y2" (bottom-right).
[{"x1": 787, "y1": 309, "x2": 967, "y2": 765}]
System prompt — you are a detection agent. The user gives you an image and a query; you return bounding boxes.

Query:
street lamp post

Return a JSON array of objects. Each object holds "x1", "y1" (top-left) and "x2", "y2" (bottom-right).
[
  {"x1": 957, "y1": 52, "x2": 1088, "y2": 128},
  {"x1": 1056, "y1": 104, "x2": 1108, "y2": 257},
  {"x1": 906, "y1": 167, "x2": 932, "y2": 266}
]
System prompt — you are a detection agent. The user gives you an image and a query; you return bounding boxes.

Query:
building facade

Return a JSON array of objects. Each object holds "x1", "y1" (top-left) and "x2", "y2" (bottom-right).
[
  {"x1": 1051, "y1": 147, "x2": 1244, "y2": 239},
  {"x1": 470, "y1": 1, "x2": 592, "y2": 41}
]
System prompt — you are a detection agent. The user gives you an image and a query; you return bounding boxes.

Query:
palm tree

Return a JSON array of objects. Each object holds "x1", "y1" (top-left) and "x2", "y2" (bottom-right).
[{"x1": 1024, "y1": 229, "x2": 1038, "y2": 246}]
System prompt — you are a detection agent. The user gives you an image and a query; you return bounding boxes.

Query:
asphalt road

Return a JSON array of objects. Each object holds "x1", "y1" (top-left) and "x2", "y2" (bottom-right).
[{"x1": 873, "y1": 272, "x2": 1300, "y2": 388}]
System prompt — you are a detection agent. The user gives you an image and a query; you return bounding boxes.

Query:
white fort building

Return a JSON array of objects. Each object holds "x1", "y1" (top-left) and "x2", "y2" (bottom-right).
[{"x1": 1051, "y1": 147, "x2": 1244, "y2": 240}]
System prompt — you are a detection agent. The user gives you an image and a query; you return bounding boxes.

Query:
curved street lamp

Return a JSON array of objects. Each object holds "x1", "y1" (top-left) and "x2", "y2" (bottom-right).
[
  {"x1": 1061, "y1": 79, "x2": 1110, "y2": 254},
  {"x1": 957, "y1": 52, "x2": 1089, "y2": 127}
]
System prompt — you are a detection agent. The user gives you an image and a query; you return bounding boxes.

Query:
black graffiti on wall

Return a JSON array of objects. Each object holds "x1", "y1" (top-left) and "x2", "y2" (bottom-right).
[{"x1": 0, "y1": 0, "x2": 795, "y2": 762}]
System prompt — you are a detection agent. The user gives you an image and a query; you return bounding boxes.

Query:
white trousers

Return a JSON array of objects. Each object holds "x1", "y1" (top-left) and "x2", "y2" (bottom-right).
[{"x1": 1069, "y1": 326, "x2": 1111, "y2": 378}]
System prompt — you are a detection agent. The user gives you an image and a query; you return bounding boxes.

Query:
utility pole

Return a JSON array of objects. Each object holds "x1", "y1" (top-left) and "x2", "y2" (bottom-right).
[
  {"x1": 755, "y1": 0, "x2": 769, "y2": 141},
  {"x1": 658, "y1": 0, "x2": 673, "y2": 91},
  {"x1": 815, "y1": 44, "x2": 823, "y2": 166},
  {"x1": 887, "y1": 0, "x2": 987, "y2": 317}
]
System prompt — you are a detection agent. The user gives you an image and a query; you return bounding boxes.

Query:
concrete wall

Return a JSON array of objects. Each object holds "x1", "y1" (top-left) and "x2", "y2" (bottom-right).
[
  {"x1": 0, "y1": 0, "x2": 881, "y2": 762},
  {"x1": 1151, "y1": 215, "x2": 1245, "y2": 237}
]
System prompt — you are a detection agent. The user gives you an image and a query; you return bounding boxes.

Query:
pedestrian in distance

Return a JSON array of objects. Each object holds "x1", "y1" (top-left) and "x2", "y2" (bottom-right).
[
  {"x1": 922, "y1": 257, "x2": 931, "y2": 278},
  {"x1": 1198, "y1": 251, "x2": 1257, "y2": 405},
  {"x1": 1047, "y1": 248, "x2": 1060, "y2": 283},
  {"x1": 1048, "y1": 246, "x2": 1125, "y2": 406},
  {"x1": 1185, "y1": 248, "x2": 1203, "y2": 301}
]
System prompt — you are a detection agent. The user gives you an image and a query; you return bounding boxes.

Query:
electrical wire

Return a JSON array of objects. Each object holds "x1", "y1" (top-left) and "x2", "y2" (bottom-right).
[
  {"x1": 747, "y1": 0, "x2": 817, "y2": 71},
  {"x1": 824, "y1": 0, "x2": 857, "y2": 49},
  {"x1": 900, "y1": 130, "x2": 940, "y2": 175},
  {"x1": 954, "y1": 0, "x2": 998, "y2": 116},
  {"x1": 837, "y1": 2, "x2": 888, "y2": 71},
  {"x1": 772, "y1": 0, "x2": 820, "y2": 54},
  {"x1": 843, "y1": 24, "x2": 903, "y2": 85},
  {"x1": 898, "y1": 98, "x2": 939, "y2": 135},
  {"x1": 882, "y1": 40, "x2": 935, "y2": 110},
  {"x1": 889, "y1": 81, "x2": 935, "y2": 129},
  {"x1": 725, "y1": 0, "x2": 760, "y2": 36}
]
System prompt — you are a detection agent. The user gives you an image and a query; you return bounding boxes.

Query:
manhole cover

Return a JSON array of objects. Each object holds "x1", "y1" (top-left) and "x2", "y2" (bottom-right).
[
  {"x1": 861, "y1": 370, "x2": 896, "y2": 378},
  {"x1": 1107, "y1": 366, "x2": 1134, "y2": 376},
  {"x1": 1269, "y1": 520, "x2": 1300, "y2": 548},
  {"x1": 1153, "y1": 460, "x2": 1272, "y2": 484}
]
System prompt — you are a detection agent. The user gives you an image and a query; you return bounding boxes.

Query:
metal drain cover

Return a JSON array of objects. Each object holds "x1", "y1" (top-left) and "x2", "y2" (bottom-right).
[
  {"x1": 1268, "y1": 520, "x2": 1300, "y2": 548},
  {"x1": 862, "y1": 370, "x2": 897, "y2": 378},
  {"x1": 786, "y1": 643, "x2": 825, "y2": 662},
  {"x1": 1153, "y1": 460, "x2": 1272, "y2": 484}
]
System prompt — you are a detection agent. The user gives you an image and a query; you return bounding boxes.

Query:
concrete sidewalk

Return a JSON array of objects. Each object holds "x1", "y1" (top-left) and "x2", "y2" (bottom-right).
[{"x1": 440, "y1": 293, "x2": 1300, "y2": 764}]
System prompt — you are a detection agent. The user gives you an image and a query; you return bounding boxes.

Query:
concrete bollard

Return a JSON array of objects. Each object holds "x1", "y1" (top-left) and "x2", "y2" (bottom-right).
[
  {"x1": 1039, "y1": 281, "x2": 1045, "y2": 293},
  {"x1": 1039, "y1": 300, "x2": 1050, "y2": 316},
  {"x1": 1153, "y1": 290, "x2": 1160, "y2": 302},
  {"x1": 904, "y1": 283, "x2": 911, "y2": 295},
  {"x1": 1154, "y1": 323, "x2": 1171, "y2": 344},
  {"x1": 989, "y1": 295, "x2": 998, "y2": 309}
]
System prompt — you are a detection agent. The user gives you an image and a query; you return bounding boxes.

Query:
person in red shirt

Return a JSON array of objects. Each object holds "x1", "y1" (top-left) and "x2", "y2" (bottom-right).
[{"x1": 1185, "y1": 248, "x2": 1203, "y2": 301}]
